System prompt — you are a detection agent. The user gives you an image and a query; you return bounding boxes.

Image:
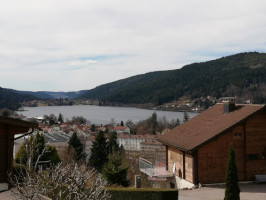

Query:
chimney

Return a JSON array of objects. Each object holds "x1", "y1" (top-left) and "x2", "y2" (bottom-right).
[{"x1": 222, "y1": 97, "x2": 236, "y2": 114}]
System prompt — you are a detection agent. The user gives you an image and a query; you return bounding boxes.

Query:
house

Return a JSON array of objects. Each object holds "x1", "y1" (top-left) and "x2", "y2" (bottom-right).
[
  {"x1": 0, "y1": 116, "x2": 38, "y2": 191},
  {"x1": 157, "y1": 99, "x2": 266, "y2": 188},
  {"x1": 117, "y1": 133, "x2": 155, "y2": 151}
]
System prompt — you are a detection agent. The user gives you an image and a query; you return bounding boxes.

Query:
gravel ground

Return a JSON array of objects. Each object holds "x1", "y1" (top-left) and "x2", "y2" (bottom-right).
[{"x1": 179, "y1": 183, "x2": 266, "y2": 200}]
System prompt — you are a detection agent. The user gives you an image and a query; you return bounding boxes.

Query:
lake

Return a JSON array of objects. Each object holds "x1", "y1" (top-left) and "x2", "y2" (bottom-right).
[{"x1": 17, "y1": 105, "x2": 198, "y2": 125}]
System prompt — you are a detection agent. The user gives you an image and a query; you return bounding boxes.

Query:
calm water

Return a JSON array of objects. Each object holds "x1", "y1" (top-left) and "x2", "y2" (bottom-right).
[{"x1": 17, "y1": 105, "x2": 198, "y2": 125}]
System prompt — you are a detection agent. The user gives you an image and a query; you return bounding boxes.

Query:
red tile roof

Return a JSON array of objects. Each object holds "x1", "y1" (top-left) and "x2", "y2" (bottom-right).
[
  {"x1": 113, "y1": 126, "x2": 128, "y2": 131},
  {"x1": 157, "y1": 103, "x2": 265, "y2": 152}
]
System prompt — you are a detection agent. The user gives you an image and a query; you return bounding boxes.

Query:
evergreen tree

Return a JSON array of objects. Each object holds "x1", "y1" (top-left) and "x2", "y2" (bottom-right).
[
  {"x1": 224, "y1": 144, "x2": 240, "y2": 200},
  {"x1": 68, "y1": 132, "x2": 85, "y2": 161},
  {"x1": 46, "y1": 145, "x2": 61, "y2": 164},
  {"x1": 89, "y1": 131, "x2": 108, "y2": 172},
  {"x1": 102, "y1": 153, "x2": 129, "y2": 187},
  {"x1": 183, "y1": 112, "x2": 190, "y2": 122},
  {"x1": 151, "y1": 112, "x2": 158, "y2": 134},
  {"x1": 120, "y1": 120, "x2": 124, "y2": 126},
  {"x1": 15, "y1": 142, "x2": 28, "y2": 165},
  {"x1": 33, "y1": 132, "x2": 46, "y2": 162},
  {"x1": 15, "y1": 132, "x2": 60, "y2": 166},
  {"x1": 107, "y1": 132, "x2": 119, "y2": 155},
  {"x1": 58, "y1": 113, "x2": 64, "y2": 123},
  {"x1": 90, "y1": 124, "x2": 96, "y2": 132},
  {"x1": 176, "y1": 118, "x2": 180, "y2": 126}
]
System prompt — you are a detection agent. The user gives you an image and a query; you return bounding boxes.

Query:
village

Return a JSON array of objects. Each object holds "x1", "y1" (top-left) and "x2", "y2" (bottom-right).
[
  {"x1": 12, "y1": 116, "x2": 166, "y2": 170},
  {"x1": 1, "y1": 98, "x2": 266, "y2": 199}
]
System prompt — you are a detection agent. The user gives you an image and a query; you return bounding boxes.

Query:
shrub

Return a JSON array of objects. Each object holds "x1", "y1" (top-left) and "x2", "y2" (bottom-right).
[{"x1": 107, "y1": 188, "x2": 178, "y2": 200}]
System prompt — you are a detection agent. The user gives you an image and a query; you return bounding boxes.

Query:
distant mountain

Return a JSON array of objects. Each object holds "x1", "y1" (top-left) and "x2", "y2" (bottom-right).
[
  {"x1": 41, "y1": 91, "x2": 86, "y2": 99},
  {"x1": 78, "y1": 52, "x2": 266, "y2": 105},
  {"x1": 0, "y1": 87, "x2": 39, "y2": 110},
  {"x1": 12, "y1": 90, "x2": 86, "y2": 99}
]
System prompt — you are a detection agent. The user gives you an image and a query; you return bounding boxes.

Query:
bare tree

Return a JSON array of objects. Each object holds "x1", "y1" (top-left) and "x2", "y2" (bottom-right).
[
  {"x1": 10, "y1": 163, "x2": 110, "y2": 200},
  {"x1": 11, "y1": 134, "x2": 110, "y2": 200}
]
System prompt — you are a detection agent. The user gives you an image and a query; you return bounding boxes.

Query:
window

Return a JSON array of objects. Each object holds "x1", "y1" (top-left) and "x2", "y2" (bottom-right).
[
  {"x1": 247, "y1": 153, "x2": 259, "y2": 161},
  {"x1": 233, "y1": 132, "x2": 242, "y2": 140}
]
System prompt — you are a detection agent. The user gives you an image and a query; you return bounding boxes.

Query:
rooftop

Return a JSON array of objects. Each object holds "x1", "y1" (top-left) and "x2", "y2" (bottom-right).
[{"x1": 158, "y1": 103, "x2": 265, "y2": 152}]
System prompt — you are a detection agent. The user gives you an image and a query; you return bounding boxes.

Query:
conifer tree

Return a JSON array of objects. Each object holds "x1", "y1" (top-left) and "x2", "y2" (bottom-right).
[
  {"x1": 176, "y1": 118, "x2": 180, "y2": 126},
  {"x1": 107, "y1": 132, "x2": 119, "y2": 155},
  {"x1": 151, "y1": 112, "x2": 158, "y2": 134},
  {"x1": 90, "y1": 124, "x2": 96, "y2": 132},
  {"x1": 224, "y1": 144, "x2": 240, "y2": 200},
  {"x1": 102, "y1": 153, "x2": 129, "y2": 187},
  {"x1": 15, "y1": 132, "x2": 60, "y2": 166},
  {"x1": 183, "y1": 112, "x2": 190, "y2": 122},
  {"x1": 58, "y1": 113, "x2": 64, "y2": 123},
  {"x1": 89, "y1": 131, "x2": 108, "y2": 172},
  {"x1": 68, "y1": 132, "x2": 85, "y2": 161}
]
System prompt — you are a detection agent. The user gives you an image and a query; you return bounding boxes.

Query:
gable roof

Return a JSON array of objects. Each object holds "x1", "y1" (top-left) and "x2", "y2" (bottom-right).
[{"x1": 157, "y1": 103, "x2": 265, "y2": 152}]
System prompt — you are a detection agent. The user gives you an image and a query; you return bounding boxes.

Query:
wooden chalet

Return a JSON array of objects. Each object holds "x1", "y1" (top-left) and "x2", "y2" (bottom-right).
[
  {"x1": 0, "y1": 116, "x2": 38, "y2": 191},
  {"x1": 158, "y1": 98, "x2": 266, "y2": 187}
]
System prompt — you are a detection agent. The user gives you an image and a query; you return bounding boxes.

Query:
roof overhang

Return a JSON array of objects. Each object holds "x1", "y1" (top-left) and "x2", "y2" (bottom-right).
[{"x1": 0, "y1": 116, "x2": 38, "y2": 128}]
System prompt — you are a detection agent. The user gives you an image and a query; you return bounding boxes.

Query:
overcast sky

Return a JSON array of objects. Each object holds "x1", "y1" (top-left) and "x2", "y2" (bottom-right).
[{"x1": 1, "y1": 0, "x2": 266, "y2": 92}]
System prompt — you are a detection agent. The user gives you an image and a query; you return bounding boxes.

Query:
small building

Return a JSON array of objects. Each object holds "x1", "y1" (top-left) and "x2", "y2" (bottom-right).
[
  {"x1": 0, "y1": 116, "x2": 38, "y2": 191},
  {"x1": 117, "y1": 133, "x2": 154, "y2": 151},
  {"x1": 158, "y1": 99, "x2": 266, "y2": 188}
]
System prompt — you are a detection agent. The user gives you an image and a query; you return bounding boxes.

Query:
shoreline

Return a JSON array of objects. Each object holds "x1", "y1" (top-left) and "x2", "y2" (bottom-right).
[{"x1": 18, "y1": 104, "x2": 202, "y2": 114}]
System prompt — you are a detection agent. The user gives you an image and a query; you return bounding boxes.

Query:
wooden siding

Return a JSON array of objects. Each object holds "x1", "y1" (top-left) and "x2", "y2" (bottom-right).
[
  {"x1": 0, "y1": 123, "x2": 8, "y2": 183},
  {"x1": 197, "y1": 109, "x2": 266, "y2": 184},
  {"x1": 197, "y1": 124, "x2": 245, "y2": 184},
  {"x1": 245, "y1": 111, "x2": 266, "y2": 180},
  {"x1": 168, "y1": 146, "x2": 194, "y2": 183},
  {"x1": 0, "y1": 123, "x2": 29, "y2": 183}
]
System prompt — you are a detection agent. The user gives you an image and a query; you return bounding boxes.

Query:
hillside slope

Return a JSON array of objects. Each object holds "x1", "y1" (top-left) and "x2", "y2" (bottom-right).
[
  {"x1": 79, "y1": 52, "x2": 266, "y2": 105},
  {"x1": 0, "y1": 87, "x2": 39, "y2": 110}
]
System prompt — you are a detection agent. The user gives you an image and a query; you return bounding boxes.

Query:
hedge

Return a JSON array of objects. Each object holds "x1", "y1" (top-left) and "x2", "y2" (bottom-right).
[{"x1": 107, "y1": 188, "x2": 178, "y2": 200}]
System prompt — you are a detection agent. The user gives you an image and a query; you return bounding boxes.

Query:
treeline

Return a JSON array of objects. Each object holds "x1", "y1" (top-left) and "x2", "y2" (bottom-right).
[
  {"x1": 0, "y1": 87, "x2": 38, "y2": 111},
  {"x1": 79, "y1": 52, "x2": 266, "y2": 105}
]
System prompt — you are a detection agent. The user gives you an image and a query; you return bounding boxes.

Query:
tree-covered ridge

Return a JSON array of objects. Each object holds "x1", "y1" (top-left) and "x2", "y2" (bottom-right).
[
  {"x1": 0, "y1": 87, "x2": 39, "y2": 110},
  {"x1": 79, "y1": 52, "x2": 266, "y2": 105}
]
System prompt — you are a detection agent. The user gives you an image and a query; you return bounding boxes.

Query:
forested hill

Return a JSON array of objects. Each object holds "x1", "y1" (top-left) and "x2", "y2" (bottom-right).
[
  {"x1": 78, "y1": 52, "x2": 266, "y2": 105},
  {"x1": 0, "y1": 87, "x2": 39, "y2": 110}
]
